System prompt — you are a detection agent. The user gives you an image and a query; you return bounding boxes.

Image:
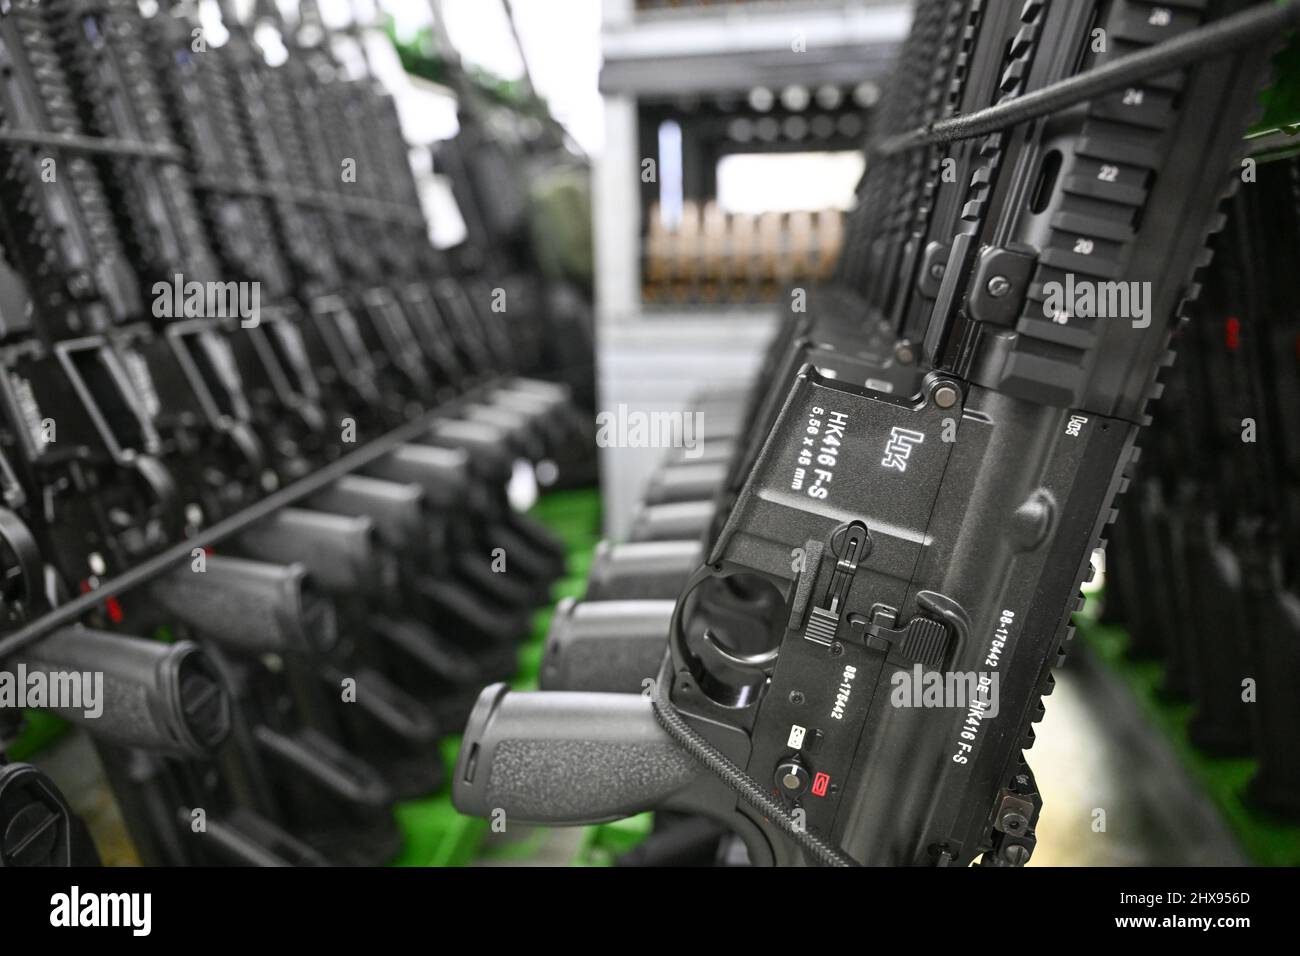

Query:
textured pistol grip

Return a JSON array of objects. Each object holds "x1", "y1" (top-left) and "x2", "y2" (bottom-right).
[
  {"x1": 453, "y1": 684, "x2": 699, "y2": 826},
  {"x1": 366, "y1": 444, "x2": 469, "y2": 509},
  {"x1": 310, "y1": 475, "x2": 428, "y2": 555},
  {"x1": 148, "y1": 555, "x2": 337, "y2": 656},
  {"x1": 585, "y1": 540, "x2": 702, "y2": 601},
  {"x1": 539, "y1": 599, "x2": 672, "y2": 693},
  {"x1": 234, "y1": 508, "x2": 392, "y2": 595},
  {"x1": 628, "y1": 501, "x2": 714, "y2": 542},
  {"x1": 643, "y1": 462, "x2": 728, "y2": 505},
  {"x1": 19, "y1": 629, "x2": 230, "y2": 758}
]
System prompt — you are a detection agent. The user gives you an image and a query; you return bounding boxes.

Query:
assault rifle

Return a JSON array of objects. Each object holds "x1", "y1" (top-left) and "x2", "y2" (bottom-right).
[{"x1": 452, "y1": 0, "x2": 1291, "y2": 866}]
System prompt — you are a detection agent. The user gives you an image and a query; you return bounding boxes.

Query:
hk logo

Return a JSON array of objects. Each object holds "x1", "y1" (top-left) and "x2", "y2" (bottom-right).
[{"x1": 881, "y1": 427, "x2": 925, "y2": 473}]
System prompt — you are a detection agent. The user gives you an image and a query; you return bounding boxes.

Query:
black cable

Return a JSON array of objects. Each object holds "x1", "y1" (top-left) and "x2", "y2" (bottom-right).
[
  {"x1": 874, "y1": 0, "x2": 1300, "y2": 157},
  {"x1": 649, "y1": 672, "x2": 859, "y2": 867}
]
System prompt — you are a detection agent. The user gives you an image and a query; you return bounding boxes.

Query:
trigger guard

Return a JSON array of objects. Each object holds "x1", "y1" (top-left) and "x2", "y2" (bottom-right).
[
  {"x1": 698, "y1": 628, "x2": 779, "y2": 675},
  {"x1": 667, "y1": 562, "x2": 781, "y2": 710}
]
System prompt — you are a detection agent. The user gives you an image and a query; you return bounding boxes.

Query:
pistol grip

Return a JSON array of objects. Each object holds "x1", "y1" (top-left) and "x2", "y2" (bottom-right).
[{"x1": 453, "y1": 684, "x2": 699, "y2": 826}]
